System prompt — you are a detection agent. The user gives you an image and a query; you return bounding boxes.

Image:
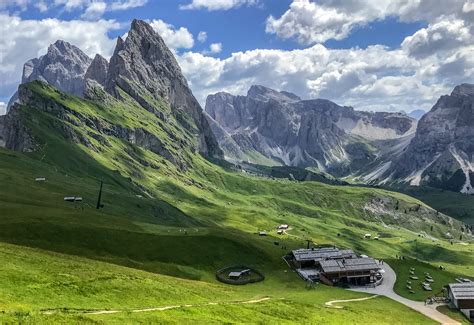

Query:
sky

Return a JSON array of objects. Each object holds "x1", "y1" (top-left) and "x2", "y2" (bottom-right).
[{"x1": 0, "y1": 0, "x2": 473, "y2": 115}]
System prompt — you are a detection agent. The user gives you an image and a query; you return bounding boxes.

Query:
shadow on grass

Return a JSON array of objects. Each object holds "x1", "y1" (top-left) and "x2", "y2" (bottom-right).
[
  {"x1": 0, "y1": 222, "x2": 275, "y2": 281},
  {"x1": 401, "y1": 241, "x2": 474, "y2": 265}
]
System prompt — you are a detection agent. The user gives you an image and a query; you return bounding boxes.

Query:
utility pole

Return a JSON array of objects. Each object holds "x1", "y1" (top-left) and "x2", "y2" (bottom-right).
[{"x1": 96, "y1": 181, "x2": 104, "y2": 209}]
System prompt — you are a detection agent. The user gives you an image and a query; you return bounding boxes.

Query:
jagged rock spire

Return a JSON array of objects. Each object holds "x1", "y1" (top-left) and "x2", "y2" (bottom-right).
[
  {"x1": 85, "y1": 54, "x2": 109, "y2": 87},
  {"x1": 105, "y1": 19, "x2": 222, "y2": 157}
]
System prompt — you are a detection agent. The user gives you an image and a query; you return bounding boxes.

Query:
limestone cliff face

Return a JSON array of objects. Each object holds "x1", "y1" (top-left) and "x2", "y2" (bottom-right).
[
  {"x1": 84, "y1": 54, "x2": 109, "y2": 87},
  {"x1": 105, "y1": 19, "x2": 221, "y2": 158},
  {"x1": 206, "y1": 85, "x2": 416, "y2": 173},
  {"x1": 1, "y1": 87, "x2": 38, "y2": 152},
  {"x1": 7, "y1": 40, "x2": 92, "y2": 112},
  {"x1": 386, "y1": 84, "x2": 474, "y2": 193},
  {"x1": 207, "y1": 83, "x2": 474, "y2": 194}
]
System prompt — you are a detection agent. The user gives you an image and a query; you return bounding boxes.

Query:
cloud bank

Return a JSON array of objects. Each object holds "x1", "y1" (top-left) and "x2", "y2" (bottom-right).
[{"x1": 1, "y1": 1, "x2": 472, "y2": 115}]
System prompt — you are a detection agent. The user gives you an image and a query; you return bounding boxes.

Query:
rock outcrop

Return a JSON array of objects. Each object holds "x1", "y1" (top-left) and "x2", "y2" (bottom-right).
[
  {"x1": 7, "y1": 40, "x2": 92, "y2": 112},
  {"x1": 385, "y1": 84, "x2": 474, "y2": 193},
  {"x1": 206, "y1": 85, "x2": 416, "y2": 173},
  {"x1": 85, "y1": 54, "x2": 108, "y2": 87},
  {"x1": 1, "y1": 88, "x2": 38, "y2": 153}
]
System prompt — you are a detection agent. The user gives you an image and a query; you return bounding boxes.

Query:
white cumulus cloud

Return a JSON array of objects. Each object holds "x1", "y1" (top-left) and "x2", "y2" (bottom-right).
[
  {"x1": 81, "y1": 1, "x2": 106, "y2": 20},
  {"x1": 35, "y1": 1, "x2": 48, "y2": 12},
  {"x1": 178, "y1": 36, "x2": 472, "y2": 113},
  {"x1": 266, "y1": 0, "x2": 473, "y2": 44},
  {"x1": 180, "y1": 0, "x2": 259, "y2": 11},
  {"x1": 209, "y1": 43, "x2": 222, "y2": 53},
  {"x1": 401, "y1": 17, "x2": 473, "y2": 58},
  {"x1": 149, "y1": 19, "x2": 195, "y2": 50},
  {"x1": 198, "y1": 31, "x2": 208, "y2": 43},
  {"x1": 109, "y1": 0, "x2": 147, "y2": 10}
]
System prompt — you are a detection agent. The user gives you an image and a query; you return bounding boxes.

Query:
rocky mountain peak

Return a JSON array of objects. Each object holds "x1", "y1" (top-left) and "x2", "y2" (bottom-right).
[
  {"x1": 49, "y1": 40, "x2": 77, "y2": 54},
  {"x1": 130, "y1": 18, "x2": 156, "y2": 37},
  {"x1": 84, "y1": 54, "x2": 108, "y2": 87},
  {"x1": 6, "y1": 20, "x2": 221, "y2": 159},
  {"x1": 247, "y1": 85, "x2": 301, "y2": 102},
  {"x1": 379, "y1": 83, "x2": 474, "y2": 193},
  {"x1": 106, "y1": 19, "x2": 187, "y2": 100},
  {"x1": 105, "y1": 19, "x2": 221, "y2": 157},
  {"x1": 7, "y1": 39, "x2": 92, "y2": 112},
  {"x1": 45, "y1": 40, "x2": 92, "y2": 73},
  {"x1": 206, "y1": 85, "x2": 416, "y2": 170},
  {"x1": 451, "y1": 83, "x2": 474, "y2": 97}
]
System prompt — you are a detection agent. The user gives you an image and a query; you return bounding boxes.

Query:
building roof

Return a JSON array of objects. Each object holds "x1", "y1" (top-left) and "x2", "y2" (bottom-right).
[
  {"x1": 229, "y1": 272, "x2": 242, "y2": 277},
  {"x1": 320, "y1": 258, "x2": 379, "y2": 274},
  {"x1": 292, "y1": 247, "x2": 357, "y2": 262},
  {"x1": 229, "y1": 269, "x2": 251, "y2": 278},
  {"x1": 449, "y1": 282, "x2": 474, "y2": 300}
]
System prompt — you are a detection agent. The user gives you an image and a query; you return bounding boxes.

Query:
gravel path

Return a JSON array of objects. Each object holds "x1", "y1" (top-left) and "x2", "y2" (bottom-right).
[
  {"x1": 349, "y1": 262, "x2": 460, "y2": 325},
  {"x1": 325, "y1": 295, "x2": 379, "y2": 309}
]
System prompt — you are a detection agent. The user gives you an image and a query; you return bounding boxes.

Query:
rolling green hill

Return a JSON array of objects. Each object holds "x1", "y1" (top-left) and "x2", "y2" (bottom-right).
[
  {"x1": 0, "y1": 80, "x2": 472, "y2": 323},
  {"x1": 391, "y1": 185, "x2": 474, "y2": 226}
]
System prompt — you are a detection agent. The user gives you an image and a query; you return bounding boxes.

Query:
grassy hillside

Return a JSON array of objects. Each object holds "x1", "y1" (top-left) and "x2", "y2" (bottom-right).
[
  {"x1": 0, "y1": 242, "x2": 436, "y2": 324},
  {"x1": 389, "y1": 258, "x2": 467, "y2": 301},
  {"x1": 393, "y1": 186, "x2": 474, "y2": 225},
  {"x1": 0, "y1": 81, "x2": 472, "y2": 323}
]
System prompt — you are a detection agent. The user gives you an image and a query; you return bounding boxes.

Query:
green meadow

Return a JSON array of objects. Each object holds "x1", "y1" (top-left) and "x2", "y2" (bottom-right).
[{"x1": 0, "y1": 82, "x2": 472, "y2": 323}]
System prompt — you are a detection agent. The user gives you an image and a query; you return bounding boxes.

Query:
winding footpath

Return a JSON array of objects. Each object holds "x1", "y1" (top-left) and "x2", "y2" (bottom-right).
[
  {"x1": 325, "y1": 295, "x2": 379, "y2": 309},
  {"x1": 349, "y1": 262, "x2": 460, "y2": 325},
  {"x1": 43, "y1": 297, "x2": 274, "y2": 316}
]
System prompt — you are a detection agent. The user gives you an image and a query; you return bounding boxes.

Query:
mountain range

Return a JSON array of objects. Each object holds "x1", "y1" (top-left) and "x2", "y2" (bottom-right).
[
  {"x1": 205, "y1": 84, "x2": 474, "y2": 194},
  {"x1": 1, "y1": 20, "x2": 472, "y2": 196},
  {"x1": 205, "y1": 86, "x2": 416, "y2": 171}
]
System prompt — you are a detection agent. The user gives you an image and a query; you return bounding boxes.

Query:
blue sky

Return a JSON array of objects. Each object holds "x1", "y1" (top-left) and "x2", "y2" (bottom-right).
[
  {"x1": 1, "y1": 0, "x2": 473, "y2": 114},
  {"x1": 14, "y1": 1, "x2": 426, "y2": 58}
]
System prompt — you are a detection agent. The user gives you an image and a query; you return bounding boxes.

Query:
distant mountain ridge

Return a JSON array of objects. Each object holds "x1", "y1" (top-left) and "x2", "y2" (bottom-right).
[
  {"x1": 378, "y1": 84, "x2": 474, "y2": 194},
  {"x1": 206, "y1": 84, "x2": 474, "y2": 194},
  {"x1": 205, "y1": 85, "x2": 417, "y2": 175}
]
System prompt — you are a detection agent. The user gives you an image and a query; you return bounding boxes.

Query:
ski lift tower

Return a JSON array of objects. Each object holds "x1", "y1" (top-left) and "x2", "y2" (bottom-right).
[{"x1": 96, "y1": 181, "x2": 105, "y2": 209}]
